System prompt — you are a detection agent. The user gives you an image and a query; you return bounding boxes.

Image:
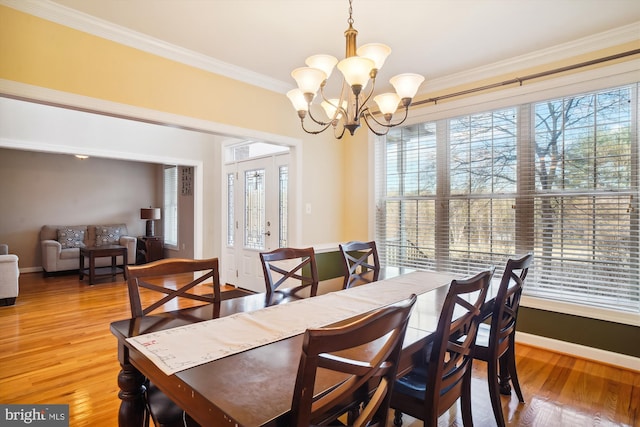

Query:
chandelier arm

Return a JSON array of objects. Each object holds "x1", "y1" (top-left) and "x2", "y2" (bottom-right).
[
  {"x1": 300, "y1": 117, "x2": 334, "y2": 135},
  {"x1": 333, "y1": 123, "x2": 347, "y2": 140},
  {"x1": 362, "y1": 105, "x2": 410, "y2": 129},
  {"x1": 358, "y1": 77, "x2": 377, "y2": 115},
  {"x1": 306, "y1": 106, "x2": 331, "y2": 126},
  {"x1": 361, "y1": 114, "x2": 391, "y2": 136}
]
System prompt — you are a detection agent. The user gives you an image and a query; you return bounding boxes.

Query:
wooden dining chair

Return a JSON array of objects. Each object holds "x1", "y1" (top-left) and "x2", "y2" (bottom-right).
[
  {"x1": 390, "y1": 268, "x2": 494, "y2": 427},
  {"x1": 259, "y1": 247, "x2": 319, "y2": 298},
  {"x1": 472, "y1": 253, "x2": 533, "y2": 427},
  {"x1": 290, "y1": 294, "x2": 417, "y2": 427},
  {"x1": 127, "y1": 257, "x2": 228, "y2": 317},
  {"x1": 125, "y1": 257, "x2": 232, "y2": 427},
  {"x1": 339, "y1": 240, "x2": 381, "y2": 289}
]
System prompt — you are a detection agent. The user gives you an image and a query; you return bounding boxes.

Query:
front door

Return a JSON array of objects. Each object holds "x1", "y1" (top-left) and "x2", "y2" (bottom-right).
[{"x1": 224, "y1": 153, "x2": 289, "y2": 292}]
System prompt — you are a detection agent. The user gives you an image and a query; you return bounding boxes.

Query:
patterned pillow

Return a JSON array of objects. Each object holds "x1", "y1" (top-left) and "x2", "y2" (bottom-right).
[
  {"x1": 95, "y1": 226, "x2": 122, "y2": 247},
  {"x1": 57, "y1": 227, "x2": 86, "y2": 249}
]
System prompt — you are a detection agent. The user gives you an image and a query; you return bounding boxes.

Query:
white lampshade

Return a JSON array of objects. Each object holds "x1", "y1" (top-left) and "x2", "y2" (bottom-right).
[
  {"x1": 374, "y1": 93, "x2": 401, "y2": 115},
  {"x1": 291, "y1": 67, "x2": 327, "y2": 95},
  {"x1": 356, "y1": 43, "x2": 391, "y2": 70},
  {"x1": 305, "y1": 54, "x2": 338, "y2": 80},
  {"x1": 337, "y1": 56, "x2": 374, "y2": 88},
  {"x1": 321, "y1": 99, "x2": 347, "y2": 120},
  {"x1": 390, "y1": 73, "x2": 425, "y2": 99},
  {"x1": 286, "y1": 89, "x2": 309, "y2": 111}
]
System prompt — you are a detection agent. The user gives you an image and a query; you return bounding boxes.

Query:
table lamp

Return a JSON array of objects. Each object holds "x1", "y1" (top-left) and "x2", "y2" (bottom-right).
[{"x1": 140, "y1": 208, "x2": 161, "y2": 237}]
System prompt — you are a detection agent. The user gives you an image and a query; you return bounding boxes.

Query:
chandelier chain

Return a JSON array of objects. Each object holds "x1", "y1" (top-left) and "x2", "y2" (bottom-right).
[{"x1": 347, "y1": 0, "x2": 354, "y2": 25}]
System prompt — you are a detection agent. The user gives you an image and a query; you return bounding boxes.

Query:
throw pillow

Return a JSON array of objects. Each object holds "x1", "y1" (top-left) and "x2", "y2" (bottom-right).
[
  {"x1": 57, "y1": 227, "x2": 86, "y2": 249},
  {"x1": 95, "y1": 226, "x2": 122, "y2": 247}
]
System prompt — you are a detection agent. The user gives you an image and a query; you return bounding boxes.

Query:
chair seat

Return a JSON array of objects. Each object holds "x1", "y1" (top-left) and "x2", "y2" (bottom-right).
[
  {"x1": 146, "y1": 383, "x2": 188, "y2": 427},
  {"x1": 394, "y1": 364, "x2": 429, "y2": 400}
]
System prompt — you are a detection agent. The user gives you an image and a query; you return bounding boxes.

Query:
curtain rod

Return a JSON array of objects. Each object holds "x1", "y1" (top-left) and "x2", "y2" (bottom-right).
[{"x1": 412, "y1": 48, "x2": 640, "y2": 106}]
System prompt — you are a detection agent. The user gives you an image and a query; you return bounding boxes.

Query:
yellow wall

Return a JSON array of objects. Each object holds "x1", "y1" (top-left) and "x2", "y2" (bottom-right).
[{"x1": 0, "y1": 5, "x2": 351, "y2": 248}]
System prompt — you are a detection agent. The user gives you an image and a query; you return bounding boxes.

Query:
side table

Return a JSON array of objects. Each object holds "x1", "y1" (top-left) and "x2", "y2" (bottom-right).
[
  {"x1": 79, "y1": 245, "x2": 128, "y2": 285},
  {"x1": 137, "y1": 236, "x2": 164, "y2": 264}
]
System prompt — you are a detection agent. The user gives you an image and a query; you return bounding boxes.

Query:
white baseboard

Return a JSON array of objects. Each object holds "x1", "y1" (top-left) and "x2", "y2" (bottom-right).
[{"x1": 517, "y1": 332, "x2": 639, "y2": 372}]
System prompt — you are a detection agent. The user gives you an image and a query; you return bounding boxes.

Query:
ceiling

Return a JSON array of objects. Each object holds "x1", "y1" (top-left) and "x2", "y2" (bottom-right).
[{"x1": 39, "y1": 0, "x2": 640, "y2": 96}]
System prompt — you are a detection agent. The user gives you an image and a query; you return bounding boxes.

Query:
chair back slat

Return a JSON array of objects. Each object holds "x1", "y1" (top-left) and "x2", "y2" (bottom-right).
[
  {"x1": 126, "y1": 257, "x2": 221, "y2": 317},
  {"x1": 339, "y1": 241, "x2": 381, "y2": 289},
  {"x1": 260, "y1": 247, "x2": 319, "y2": 297}
]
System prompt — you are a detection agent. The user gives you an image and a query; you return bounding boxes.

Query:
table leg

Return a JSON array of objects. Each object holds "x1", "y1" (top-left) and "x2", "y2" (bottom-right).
[
  {"x1": 89, "y1": 254, "x2": 96, "y2": 285},
  {"x1": 122, "y1": 248, "x2": 128, "y2": 280},
  {"x1": 112, "y1": 255, "x2": 117, "y2": 282},
  {"x1": 79, "y1": 253, "x2": 85, "y2": 280},
  {"x1": 117, "y1": 362, "x2": 147, "y2": 427}
]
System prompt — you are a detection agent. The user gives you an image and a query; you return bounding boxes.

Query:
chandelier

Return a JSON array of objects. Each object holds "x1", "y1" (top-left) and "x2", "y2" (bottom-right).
[{"x1": 287, "y1": 0, "x2": 424, "y2": 139}]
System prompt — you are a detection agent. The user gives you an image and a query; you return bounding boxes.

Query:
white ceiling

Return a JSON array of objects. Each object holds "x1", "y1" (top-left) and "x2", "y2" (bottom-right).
[{"x1": 36, "y1": 0, "x2": 640, "y2": 95}]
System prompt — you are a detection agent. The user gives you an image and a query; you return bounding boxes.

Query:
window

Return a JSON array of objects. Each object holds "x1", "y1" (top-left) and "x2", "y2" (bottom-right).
[
  {"x1": 227, "y1": 172, "x2": 235, "y2": 246},
  {"x1": 279, "y1": 165, "x2": 288, "y2": 248},
  {"x1": 244, "y1": 169, "x2": 265, "y2": 250},
  {"x1": 376, "y1": 84, "x2": 639, "y2": 314},
  {"x1": 163, "y1": 165, "x2": 178, "y2": 247}
]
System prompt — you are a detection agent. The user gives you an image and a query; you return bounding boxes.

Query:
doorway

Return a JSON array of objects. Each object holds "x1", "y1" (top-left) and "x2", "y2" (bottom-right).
[{"x1": 223, "y1": 142, "x2": 290, "y2": 292}]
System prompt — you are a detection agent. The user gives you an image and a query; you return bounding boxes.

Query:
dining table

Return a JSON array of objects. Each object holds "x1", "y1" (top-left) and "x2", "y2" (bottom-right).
[{"x1": 110, "y1": 268, "x2": 500, "y2": 427}]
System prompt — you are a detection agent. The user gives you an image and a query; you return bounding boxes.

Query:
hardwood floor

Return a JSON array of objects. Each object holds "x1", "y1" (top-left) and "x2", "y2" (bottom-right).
[{"x1": 1, "y1": 272, "x2": 638, "y2": 427}]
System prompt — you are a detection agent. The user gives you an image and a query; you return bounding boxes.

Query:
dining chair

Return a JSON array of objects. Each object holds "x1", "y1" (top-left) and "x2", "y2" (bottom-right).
[
  {"x1": 126, "y1": 257, "x2": 233, "y2": 427},
  {"x1": 339, "y1": 240, "x2": 381, "y2": 289},
  {"x1": 127, "y1": 257, "x2": 229, "y2": 317},
  {"x1": 472, "y1": 253, "x2": 533, "y2": 427},
  {"x1": 390, "y1": 268, "x2": 494, "y2": 427},
  {"x1": 259, "y1": 247, "x2": 319, "y2": 298},
  {"x1": 290, "y1": 294, "x2": 418, "y2": 427}
]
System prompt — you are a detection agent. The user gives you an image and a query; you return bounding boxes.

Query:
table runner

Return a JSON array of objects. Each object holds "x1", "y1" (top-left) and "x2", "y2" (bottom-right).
[{"x1": 126, "y1": 270, "x2": 454, "y2": 375}]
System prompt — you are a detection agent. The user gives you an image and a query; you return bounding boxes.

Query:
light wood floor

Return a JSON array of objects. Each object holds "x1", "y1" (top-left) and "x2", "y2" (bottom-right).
[{"x1": 1, "y1": 272, "x2": 638, "y2": 427}]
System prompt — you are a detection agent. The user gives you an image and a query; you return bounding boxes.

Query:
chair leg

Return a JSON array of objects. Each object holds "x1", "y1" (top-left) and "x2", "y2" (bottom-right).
[
  {"x1": 461, "y1": 371, "x2": 475, "y2": 427},
  {"x1": 506, "y1": 343, "x2": 525, "y2": 403},
  {"x1": 488, "y1": 358, "x2": 507, "y2": 427},
  {"x1": 498, "y1": 352, "x2": 512, "y2": 396},
  {"x1": 393, "y1": 409, "x2": 403, "y2": 426}
]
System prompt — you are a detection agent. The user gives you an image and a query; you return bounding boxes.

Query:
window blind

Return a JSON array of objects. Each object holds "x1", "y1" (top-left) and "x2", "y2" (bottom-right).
[{"x1": 375, "y1": 83, "x2": 640, "y2": 314}]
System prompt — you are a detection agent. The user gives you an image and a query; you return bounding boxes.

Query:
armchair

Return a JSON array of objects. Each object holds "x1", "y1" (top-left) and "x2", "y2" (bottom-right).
[{"x1": 0, "y1": 244, "x2": 19, "y2": 306}]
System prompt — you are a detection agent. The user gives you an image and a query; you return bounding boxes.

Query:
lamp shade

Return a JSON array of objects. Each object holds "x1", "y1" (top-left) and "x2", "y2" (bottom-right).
[
  {"x1": 286, "y1": 89, "x2": 309, "y2": 112},
  {"x1": 140, "y1": 208, "x2": 161, "y2": 220},
  {"x1": 321, "y1": 99, "x2": 347, "y2": 120},
  {"x1": 356, "y1": 43, "x2": 391, "y2": 70},
  {"x1": 390, "y1": 73, "x2": 425, "y2": 99},
  {"x1": 374, "y1": 93, "x2": 401, "y2": 115},
  {"x1": 305, "y1": 54, "x2": 338, "y2": 80},
  {"x1": 337, "y1": 56, "x2": 374, "y2": 88},
  {"x1": 291, "y1": 67, "x2": 327, "y2": 95}
]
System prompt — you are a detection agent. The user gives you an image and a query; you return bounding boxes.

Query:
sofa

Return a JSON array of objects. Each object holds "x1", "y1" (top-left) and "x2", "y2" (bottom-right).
[
  {"x1": 40, "y1": 224, "x2": 137, "y2": 274},
  {"x1": 0, "y1": 243, "x2": 19, "y2": 306}
]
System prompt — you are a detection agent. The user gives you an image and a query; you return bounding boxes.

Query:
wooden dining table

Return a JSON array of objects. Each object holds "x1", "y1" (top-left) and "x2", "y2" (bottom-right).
[{"x1": 110, "y1": 268, "x2": 499, "y2": 427}]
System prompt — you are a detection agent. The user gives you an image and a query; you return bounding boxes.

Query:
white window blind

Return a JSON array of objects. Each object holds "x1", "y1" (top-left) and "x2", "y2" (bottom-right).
[
  {"x1": 375, "y1": 83, "x2": 639, "y2": 314},
  {"x1": 163, "y1": 165, "x2": 178, "y2": 247}
]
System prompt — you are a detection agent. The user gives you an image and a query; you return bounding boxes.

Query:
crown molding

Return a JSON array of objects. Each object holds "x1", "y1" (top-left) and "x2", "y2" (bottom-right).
[
  {"x1": 424, "y1": 21, "x2": 640, "y2": 93},
  {"x1": 2, "y1": 1, "x2": 638, "y2": 96},
  {"x1": 0, "y1": 0, "x2": 292, "y2": 94}
]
